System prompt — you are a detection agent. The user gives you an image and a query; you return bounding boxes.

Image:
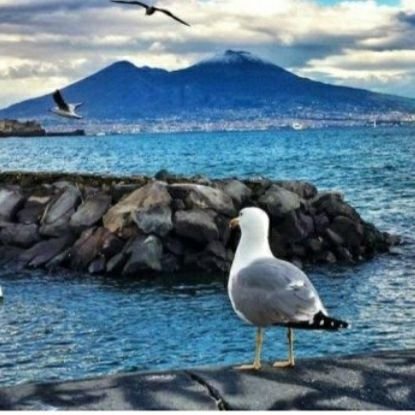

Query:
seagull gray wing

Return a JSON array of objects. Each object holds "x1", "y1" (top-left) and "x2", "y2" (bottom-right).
[
  {"x1": 52, "y1": 90, "x2": 69, "y2": 111},
  {"x1": 110, "y1": 0, "x2": 149, "y2": 9},
  {"x1": 154, "y1": 7, "x2": 191, "y2": 26},
  {"x1": 231, "y1": 257, "x2": 325, "y2": 326}
]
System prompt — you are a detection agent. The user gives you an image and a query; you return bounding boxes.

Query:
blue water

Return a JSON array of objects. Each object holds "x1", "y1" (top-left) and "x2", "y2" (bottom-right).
[{"x1": 0, "y1": 127, "x2": 414, "y2": 387}]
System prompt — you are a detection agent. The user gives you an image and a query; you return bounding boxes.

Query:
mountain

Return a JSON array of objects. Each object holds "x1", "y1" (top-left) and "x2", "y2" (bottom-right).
[{"x1": 1, "y1": 50, "x2": 415, "y2": 121}]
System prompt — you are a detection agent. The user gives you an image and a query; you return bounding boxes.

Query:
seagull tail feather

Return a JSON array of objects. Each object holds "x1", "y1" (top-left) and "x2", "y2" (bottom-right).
[{"x1": 284, "y1": 311, "x2": 349, "y2": 331}]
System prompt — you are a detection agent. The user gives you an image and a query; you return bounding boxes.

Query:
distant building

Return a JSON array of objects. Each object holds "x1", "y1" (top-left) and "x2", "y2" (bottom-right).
[{"x1": 0, "y1": 119, "x2": 46, "y2": 137}]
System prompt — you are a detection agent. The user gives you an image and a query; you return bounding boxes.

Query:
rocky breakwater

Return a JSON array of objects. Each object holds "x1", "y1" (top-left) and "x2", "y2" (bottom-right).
[{"x1": 0, "y1": 171, "x2": 399, "y2": 277}]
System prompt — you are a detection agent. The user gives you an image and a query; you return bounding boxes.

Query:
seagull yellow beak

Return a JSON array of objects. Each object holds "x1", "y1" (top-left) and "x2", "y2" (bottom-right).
[{"x1": 229, "y1": 217, "x2": 240, "y2": 229}]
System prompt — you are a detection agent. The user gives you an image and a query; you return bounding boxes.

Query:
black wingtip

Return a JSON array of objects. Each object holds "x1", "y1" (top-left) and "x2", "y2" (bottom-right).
[{"x1": 285, "y1": 311, "x2": 349, "y2": 331}]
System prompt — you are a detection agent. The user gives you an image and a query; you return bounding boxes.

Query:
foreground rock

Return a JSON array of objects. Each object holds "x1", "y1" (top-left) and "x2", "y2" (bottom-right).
[
  {"x1": 0, "y1": 171, "x2": 399, "y2": 277},
  {"x1": 0, "y1": 349, "x2": 414, "y2": 410}
]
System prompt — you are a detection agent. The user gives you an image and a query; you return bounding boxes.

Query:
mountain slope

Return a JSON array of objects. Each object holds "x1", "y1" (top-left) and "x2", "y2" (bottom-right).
[{"x1": 1, "y1": 50, "x2": 414, "y2": 121}]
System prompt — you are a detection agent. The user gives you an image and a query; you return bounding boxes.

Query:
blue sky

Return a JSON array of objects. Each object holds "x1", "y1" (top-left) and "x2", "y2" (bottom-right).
[{"x1": 0, "y1": 0, "x2": 415, "y2": 107}]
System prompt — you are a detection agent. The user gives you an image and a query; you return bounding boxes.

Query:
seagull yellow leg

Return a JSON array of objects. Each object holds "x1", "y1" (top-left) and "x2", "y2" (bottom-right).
[
  {"x1": 273, "y1": 328, "x2": 295, "y2": 368},
  {"x1": 236, "y1": 327, "x2": 264, "y2": 370}
]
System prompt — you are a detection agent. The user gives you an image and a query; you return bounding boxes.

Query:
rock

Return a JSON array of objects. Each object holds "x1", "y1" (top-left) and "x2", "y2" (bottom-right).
[
  {"x1": 88, "y1": 256, "x2": 106, "y2": 274},
  {"x1": 315, "y1": 250, "x2": 337, "y2": 264},
  {"x1": 290, "y1": 244, "x2": 307, "y2": 258},
  {"x1": 325, "y1": 228, "x2": 345, "y2": 246},
  {"x1": 329, "y1": 216, "x2": 363, "y2": 251},
  {"x1": 0, "y1": 223, "x2": 40, "y2": 248},
  {"x1": 40, "y1": 186, "x2": 81, "y2": 237},
  {"x1": 205, "y1": 240, "x2": 228, "y2": 260},
  {"x1": 0, "y1": 188, "x2": 24, "y2": 221},
  {"x1": 70, "y1": 227, "x2": 110, "y2": 270},
  {"x1": 245, "y1": 177, "x2": 272, "y2": 198},
  {"x1": 106, "y1": 252, "x2": 128, "y2": 274},
  {"x1": 275, "y1": 211, "x2": 312, "y2": 243},
  {"x1": 111, "y1": 183, "x2": 141, "y2": 203},
  {"x1": 123, "y1": 235, "x2": 163, "y2": 275},
  {"x1": 314, "y1": 213, "x2": 330, "y2": 234},
  {"x1": 161, "y1": 253, "x2": 180, "y2": 273},
  {"x1": 258, "y1": 185, "x2": 301, "y2": 218},
  {"x1": 17, "y1": 199, "x2": 47, "y2": 225},
  {"x1": 276, "y1": 181, "x2": 318, "y2": 199},
  {"x1": 103, "y1": 181, "x2": 171, "y2": 234},
  {"x1": 0, "y1": 246, "x2": 24, "y2": 266},
  {"x1": 101, "y1": 232, "x2": 125, "y2": 259},
  {"x1": 220, "y1": 180, "x2": 252, "y2": 207},
  {"x1": 307, "y1": 238, "x2": 323, "y2": 254},
  {"x1": 46, "y1": 248, "x2": 71, "y2": 269},
  {"x1": 169, "y1": 184, "x2": 236, "y2": 216},
  {"x1": 184, "y1": 251, "x2": 229, "y2": 274},
  {"x1": 131, "y1": 205, "x2": 173, "y2": 237},
  {"x1": 214, "y1": 214, "x2": 232, "y2": 245},
  {"x1": 70, "y1": 193, "x2": 112, "y2": 230},
  {"x1": 174, "y1": 209, "x2": 219, "y2": 244},
  {"x1": 384, "y1": 233, "x2": 400, "y2": 247},
  {"x1": 172, "y1": 199, "x2": 186, "y2": 211},
  {"x1": 335, "y1": 246, "x2": 354, "y2": 262},
  {"x1": 19, "y1": 236, "x2": 73, "y2": 268},
  {"x1": 164, "y1": 237, "x2": 185, "y2": 256}
]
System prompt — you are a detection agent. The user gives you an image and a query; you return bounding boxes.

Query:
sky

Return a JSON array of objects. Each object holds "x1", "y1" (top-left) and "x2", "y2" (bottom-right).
[{"x1": 1, "y1": 0, "x2": 415, "y2": 107}]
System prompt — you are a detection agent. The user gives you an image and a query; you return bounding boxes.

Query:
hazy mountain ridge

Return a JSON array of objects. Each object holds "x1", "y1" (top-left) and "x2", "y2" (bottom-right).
[{"x1": 1, "y1": 50, "x2": 415, "y2": 122}]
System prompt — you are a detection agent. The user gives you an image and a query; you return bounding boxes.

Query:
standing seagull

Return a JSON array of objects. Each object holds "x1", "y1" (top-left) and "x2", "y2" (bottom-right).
[
  {"x1": 228, "y1": 207, "x2": 348, "y2": 370},
  {"x1": 50, "y1": 90, "x2": 83, "y2": 120},
  {"x1": 111, "y1": 0, "x2": 191, "y2": 27}
]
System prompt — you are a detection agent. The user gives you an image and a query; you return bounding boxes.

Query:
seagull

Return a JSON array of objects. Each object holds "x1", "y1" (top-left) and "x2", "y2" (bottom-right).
[
  {"x1": 228, "y1": 207, "x2": 349, "y2": 370},
  {"x1": 50, "y1": 90, "x2": 83, "y2": 120},
  {"x1": 111, "y1": 0, "x2": 191, "y2": 27},
  {"x1": 0, "y1": 286, "x2": 3, "y2": 301}
]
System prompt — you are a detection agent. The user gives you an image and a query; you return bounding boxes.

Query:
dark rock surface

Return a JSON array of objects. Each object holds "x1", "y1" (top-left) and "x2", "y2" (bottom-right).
[
  {"x1": 0, "y1": 349, "x2": 414, "y2": 410},
  {"x1": 0, "y1": 171, "x2": 399, "y2": 277}
]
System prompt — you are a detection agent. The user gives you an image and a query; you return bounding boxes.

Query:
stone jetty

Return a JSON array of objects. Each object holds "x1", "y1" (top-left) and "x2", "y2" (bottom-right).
[
  {"x1": 0, "y1": 171, "x2": 399, "y2": 276},
  {"x1": 0, "y1": 349, "x2": 414, "y2": 410}
]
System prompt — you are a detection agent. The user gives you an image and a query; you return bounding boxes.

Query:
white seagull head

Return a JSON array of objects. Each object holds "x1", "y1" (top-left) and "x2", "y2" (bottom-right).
[{"x1": 230, "y1": 207, "x2": 270, "y2": 240}]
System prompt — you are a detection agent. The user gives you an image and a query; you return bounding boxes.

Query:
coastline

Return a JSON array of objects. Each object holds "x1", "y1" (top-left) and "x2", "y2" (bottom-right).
[{"x1": 0, "y1": 170, "x2": 398, "y2": 277}]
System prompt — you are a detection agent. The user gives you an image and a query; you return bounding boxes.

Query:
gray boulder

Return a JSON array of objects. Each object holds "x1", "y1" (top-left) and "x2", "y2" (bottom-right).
[
  {"x1": 174, "y1": 209, "x2": 219, "y2": 244},
  {"x1": 70, "y1": 193, "x2": 112, "y2": 230},
  {"x1": 70, "y1": 227, "x2": 110, "y2": 270},
  {"x1": 88, "y1": 256, "x2": 106, "y2": 274},
  {"x1": 329, "y1": 216, "x2": 364, "y2": 251},
  {"x1": 220, "y1": 180, "x2": 252, "y2": 207},
  {"x1": 131, "y1": 205, "x2": 173, "y2": 237},
  {"x1": 170, "y1": 183, "x2": 236, "y2": 216},
  {"x1": 103, "y1": 181, "x2": 171, "y2": 234},
  {"x1": 19, "y1": 236, "x2": 73, "y2": 268},
  {"x1": 40, "y1": 186, "x2": 81, "y2": 237},
  {"x1": 259, "y1": 185, "x2": 301, "y2": 218},
  {"x1": 123, "y1": 235, "x2": 163, "y2": 275},
  {"x1": 17, "y1": 197, "x2": 49, "y2": 225},
  {"x1": 0, "y1": 187, "x2": 24, "y2": 221},
  {"x1": 276, "y1": 181, "x2": 318, "y2": 199},
  {"x1": 0, "y1": 223, "x2": 40, "y2": 248}
]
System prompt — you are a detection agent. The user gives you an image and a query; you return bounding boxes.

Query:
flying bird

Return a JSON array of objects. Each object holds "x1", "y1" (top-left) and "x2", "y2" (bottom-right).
[
  {"x1": 111, "y1": 0, "x2": 191, "y2": 27},
  {"x1": 228, "y1": 207, "x2": 348, "y2": 370},
  {"x1": 50, "y1": 90, "x2": 83, "y2": 120}
]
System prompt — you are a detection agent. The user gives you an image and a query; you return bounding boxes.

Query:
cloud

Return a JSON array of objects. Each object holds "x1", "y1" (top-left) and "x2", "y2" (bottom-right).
[{"x1": 1, "y1": 0, "x2": 415, "y2": 107}]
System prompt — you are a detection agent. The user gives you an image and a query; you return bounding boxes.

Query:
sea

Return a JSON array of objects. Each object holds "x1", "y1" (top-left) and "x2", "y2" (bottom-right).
[{"x1": 0, "y1": 126, "x2": 414, "y2": 387}]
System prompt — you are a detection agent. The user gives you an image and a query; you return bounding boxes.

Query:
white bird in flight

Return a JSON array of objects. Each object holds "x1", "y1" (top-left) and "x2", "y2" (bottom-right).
[
  {"x1": 228, "y1": 207, "x2": 349, "y2": 370},
  {"x1": 111, "y1": 0, "x2": 191, "y2": 27},
  {"x1": 51, "y1": 90, "x2": 83, "y2": 120}
]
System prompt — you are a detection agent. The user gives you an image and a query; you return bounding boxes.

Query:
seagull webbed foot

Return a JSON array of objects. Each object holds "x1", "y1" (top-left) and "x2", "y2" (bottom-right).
[
  {"x1": 235, "y1": 362, "x2": 262, "y2": 371},
  {"x1": 272, "y1": 360, "x2": 295, "y2": 368}
]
